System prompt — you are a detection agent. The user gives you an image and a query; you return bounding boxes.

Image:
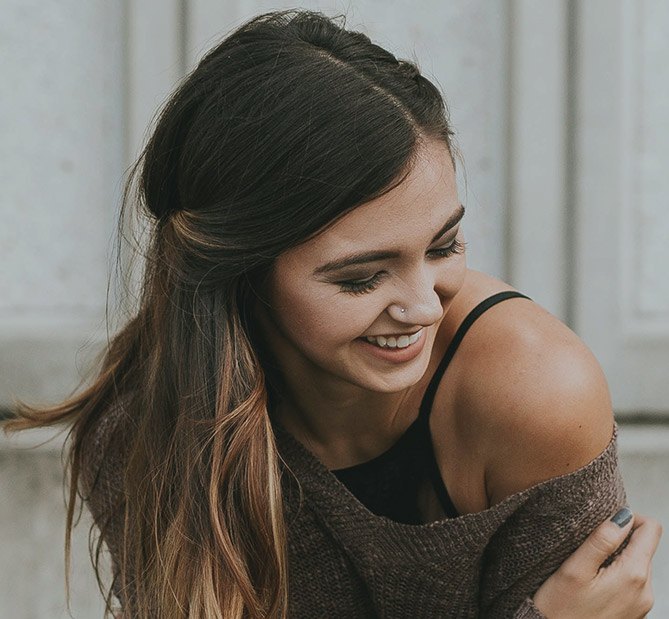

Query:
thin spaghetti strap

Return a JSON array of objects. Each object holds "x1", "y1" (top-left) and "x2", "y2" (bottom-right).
[{"x1": 418, "y1": 291, "x2": 531, "y2": 420}]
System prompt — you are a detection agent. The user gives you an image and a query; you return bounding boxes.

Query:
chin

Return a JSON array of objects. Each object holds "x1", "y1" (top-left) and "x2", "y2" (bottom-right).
[
  {"x1": 372, "y1": 379, "x2": 421, "y2": 393},
  {"x1": 363, "y1": 374, "x2": 423, "y2": 394},
  {"x1": 357, "y1": 359, "x2": 430, "y2": 393}
]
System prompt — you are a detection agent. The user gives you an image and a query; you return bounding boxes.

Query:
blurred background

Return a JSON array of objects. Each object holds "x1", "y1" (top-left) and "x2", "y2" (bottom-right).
[{"x1": 1, "y1": 0, "x2": 667, "y2": 616}]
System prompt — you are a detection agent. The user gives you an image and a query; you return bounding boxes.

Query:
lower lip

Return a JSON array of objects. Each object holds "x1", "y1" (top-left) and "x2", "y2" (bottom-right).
[{"x1": 356, "y1": 330, "x2": 427, "y2": 364}]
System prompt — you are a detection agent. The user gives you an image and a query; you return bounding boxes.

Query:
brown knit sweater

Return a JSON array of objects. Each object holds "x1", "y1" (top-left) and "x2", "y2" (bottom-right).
[
  {"x1": 272, "y1": 421, "x2": 625, "y2": 618},
  {"x1": 83, "y1": 405, "x2": 625, "y2": 618}
]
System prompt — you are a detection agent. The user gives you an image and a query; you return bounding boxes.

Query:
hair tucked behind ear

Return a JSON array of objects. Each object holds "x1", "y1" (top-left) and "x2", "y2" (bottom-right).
[{"x1": 3, "y1": 9, "x2": 454, "y2": 617}]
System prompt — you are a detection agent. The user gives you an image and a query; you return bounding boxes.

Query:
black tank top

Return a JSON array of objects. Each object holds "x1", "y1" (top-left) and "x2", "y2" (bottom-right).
[{"x1": 332, "y1": 291, "x2": 531, "y2": 525}]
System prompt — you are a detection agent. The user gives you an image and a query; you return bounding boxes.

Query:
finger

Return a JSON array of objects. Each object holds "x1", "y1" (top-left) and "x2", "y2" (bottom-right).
[
  {"x1": 560, "y1": 507, "x2": 635, "y2": 576},
  {"x1": 617, "y1": 515, "x2": 662, "y2": 568}
]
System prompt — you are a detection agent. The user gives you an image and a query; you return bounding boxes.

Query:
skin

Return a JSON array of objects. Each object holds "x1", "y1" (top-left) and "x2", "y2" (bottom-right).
[
  {"x1": 254, "y1": 137, "x2": 662, "y2": 615},
  {"x1": 426, "y1": 268, "x2": 615, "y2": 512},
  {"x1": 256, "y1": 139, "x2": 467, "y2": 469},
  {"x1": 256, "y1": 137, "x2": 613, "y2": 510}
]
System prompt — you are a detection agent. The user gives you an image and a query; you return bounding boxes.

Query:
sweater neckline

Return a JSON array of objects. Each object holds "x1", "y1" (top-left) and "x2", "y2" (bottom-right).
[
  {"x1": 273, "y1": 419, "x2": 619, "y2": 544},
  {"x1": 275, "y1": 418, "x2": 517, "y2": 531}
]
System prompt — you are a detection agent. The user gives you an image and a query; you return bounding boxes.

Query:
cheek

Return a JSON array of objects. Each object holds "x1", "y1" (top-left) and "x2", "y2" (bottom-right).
[
  {"x1": 428, "y1": 260, "x2": 467, "y2": 319},
  {"x1": 270, "y1": 281, "x2": 373, "y2": 348},
  {"x1": 439, "y1": 251, "x2": 467, "y2": 298},
  {"x1": 449, "y1": 257, "x2": 467, "y2": 294}
]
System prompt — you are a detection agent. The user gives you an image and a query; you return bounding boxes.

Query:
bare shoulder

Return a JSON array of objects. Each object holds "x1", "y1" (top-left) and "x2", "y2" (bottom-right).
[{"x1": 446, "y1": 269, "x2": 615, "y2": 507}]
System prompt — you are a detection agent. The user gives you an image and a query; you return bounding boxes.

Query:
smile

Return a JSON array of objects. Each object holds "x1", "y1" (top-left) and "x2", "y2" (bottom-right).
[{"x1": 364, "y1": 329, "x2": 423, "y2": 349}]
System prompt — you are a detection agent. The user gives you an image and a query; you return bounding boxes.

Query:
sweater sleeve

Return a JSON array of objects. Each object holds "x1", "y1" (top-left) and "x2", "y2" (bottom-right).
[
  {"x1": 513, "y1": 597, "x2": 547, "y2": 618},
  {"x1": 478, "y1": 428, "x2": 626, "y2": 618}
]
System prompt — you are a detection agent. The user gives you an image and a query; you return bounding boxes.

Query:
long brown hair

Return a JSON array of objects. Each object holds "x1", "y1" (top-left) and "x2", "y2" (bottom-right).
[{"x1": 3, "y1": 10, "x2": 453, "y2": 617}]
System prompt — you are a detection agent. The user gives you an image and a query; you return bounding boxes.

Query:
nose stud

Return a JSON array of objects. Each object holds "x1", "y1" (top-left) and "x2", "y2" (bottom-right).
[{"x1": 389, "y1": 304, "x2": 408, "y2": 320}]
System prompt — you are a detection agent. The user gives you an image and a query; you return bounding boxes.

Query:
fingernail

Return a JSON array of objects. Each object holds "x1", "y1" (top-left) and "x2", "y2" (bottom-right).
[{"x1": 611, "y1": 506, "x2": 633, "y2": 527}]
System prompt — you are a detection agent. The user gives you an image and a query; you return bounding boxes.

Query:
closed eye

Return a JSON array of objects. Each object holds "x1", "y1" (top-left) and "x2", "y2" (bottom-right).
[
  {"x1": 338, "y1": 272, "x2": 387, "y2": 295},
  {"x1": 337, "y1": 238, "x2": 466, "y2": 295},
  {"x1": 427, "y1": 238, "x2": 466, "y2": 259}
]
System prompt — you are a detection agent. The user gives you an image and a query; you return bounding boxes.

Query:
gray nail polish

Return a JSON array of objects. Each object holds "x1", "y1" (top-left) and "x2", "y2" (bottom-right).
[{"x1": 611, "y1": 507, "x2": 633, "y2": 527}]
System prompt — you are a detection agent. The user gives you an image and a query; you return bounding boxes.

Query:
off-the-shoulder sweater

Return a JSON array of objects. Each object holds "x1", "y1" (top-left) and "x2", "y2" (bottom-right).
[
  {"x1": 82, "y1": 402, "x2": 625, "y2": 617},
  {"x1": 272, "y1": 420, "x2": 625, "y2": 617}
]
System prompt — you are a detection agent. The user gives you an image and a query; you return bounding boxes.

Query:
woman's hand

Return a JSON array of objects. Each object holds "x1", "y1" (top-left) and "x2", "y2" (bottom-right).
[{"x1": 532, "y1": 508, "x2": 662, "y2": 618}]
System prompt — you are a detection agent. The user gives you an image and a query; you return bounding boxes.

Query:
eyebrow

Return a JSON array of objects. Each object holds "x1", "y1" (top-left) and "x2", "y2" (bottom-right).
[{"x1": 314, "y1": 204, "x2": 465, "y2": 275}]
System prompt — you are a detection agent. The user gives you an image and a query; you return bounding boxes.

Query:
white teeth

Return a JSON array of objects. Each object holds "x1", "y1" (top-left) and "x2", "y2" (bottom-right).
[{"x1": 365, "y1": 329, "x2": 423, "y2": 349}]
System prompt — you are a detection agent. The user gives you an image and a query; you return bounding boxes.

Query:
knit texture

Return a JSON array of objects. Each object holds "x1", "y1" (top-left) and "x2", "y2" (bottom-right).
[
  {"x1": 82, "y1": 402, "x2": 624, "y2": 618},
  {"x1": 274, "y1": 421, "x2": 625, "y2": 618}
]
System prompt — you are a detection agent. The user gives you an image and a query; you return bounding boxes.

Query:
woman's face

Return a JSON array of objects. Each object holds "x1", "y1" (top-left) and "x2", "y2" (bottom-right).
[{"x1": 258, "y1": 140, "x2": 467, "y2": 394}]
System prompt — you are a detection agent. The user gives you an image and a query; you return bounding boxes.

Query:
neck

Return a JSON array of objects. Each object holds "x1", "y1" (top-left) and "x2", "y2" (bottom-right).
[{"x1": 274, "y1": 374, "x2": 418, "y2": 469}]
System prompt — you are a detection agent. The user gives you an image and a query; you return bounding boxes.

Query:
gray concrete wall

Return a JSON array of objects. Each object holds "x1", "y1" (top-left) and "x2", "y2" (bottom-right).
[
  {"x1": 1, "y1": 1, "x2": 667, "y2": 617},
  {"x1": 0, "y1": 0, "x2": 124, "y2": 410},
  {"x1": 0, "y1": 447, "x2": 108, "y2": 618}
]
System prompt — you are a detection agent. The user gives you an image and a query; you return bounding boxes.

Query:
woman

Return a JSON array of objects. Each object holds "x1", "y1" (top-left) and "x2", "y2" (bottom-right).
[{"x1": 4, "y1": 9, "x2": 661, "y2": 618}]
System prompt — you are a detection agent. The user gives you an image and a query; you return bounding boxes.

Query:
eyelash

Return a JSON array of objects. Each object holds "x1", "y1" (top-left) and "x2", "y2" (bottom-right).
[{"x1": 338, "y1": 239, "x2": 467, "y2": 295}]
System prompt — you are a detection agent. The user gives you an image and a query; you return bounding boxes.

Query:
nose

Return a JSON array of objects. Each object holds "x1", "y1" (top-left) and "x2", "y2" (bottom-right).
[{"x1": 387, "y1": 269, "x2": 444, "y2": 326}]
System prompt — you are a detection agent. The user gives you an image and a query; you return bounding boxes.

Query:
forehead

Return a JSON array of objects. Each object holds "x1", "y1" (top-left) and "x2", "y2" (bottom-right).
[{"x1": 291, "y1": 141, "x2": 458, "y2": 260}]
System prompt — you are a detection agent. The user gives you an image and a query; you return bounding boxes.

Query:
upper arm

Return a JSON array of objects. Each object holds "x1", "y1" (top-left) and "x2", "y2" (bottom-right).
[{"x1": 452, "y1": 297, "x2": 615, "y2": 507}]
